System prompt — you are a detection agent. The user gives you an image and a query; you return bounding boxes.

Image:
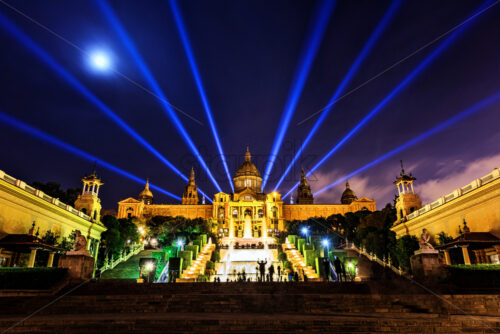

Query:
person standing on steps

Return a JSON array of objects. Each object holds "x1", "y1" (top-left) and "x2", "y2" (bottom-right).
[
  {"x1": 333, "y1": 256, "x2": 342, "y2": 282},
  {"x1": 269, "y1": 264, "x2": 275, "y2": 282}
]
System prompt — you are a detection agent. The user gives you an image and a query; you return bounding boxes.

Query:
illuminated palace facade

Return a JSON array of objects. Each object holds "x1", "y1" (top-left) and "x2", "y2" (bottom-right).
[{"x1": 117, "y1": 148, "x2": 376, "y2": 237}]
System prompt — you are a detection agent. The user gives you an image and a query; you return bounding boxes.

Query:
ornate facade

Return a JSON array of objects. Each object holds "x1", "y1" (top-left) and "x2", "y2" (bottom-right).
[{"x1": 117, "y1": 148, "x2": 376, "y2": 237}]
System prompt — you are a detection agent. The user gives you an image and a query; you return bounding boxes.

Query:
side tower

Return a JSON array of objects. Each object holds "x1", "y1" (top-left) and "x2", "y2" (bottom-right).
[
  {"x1": 341, "y1": 181, "x2": 357, "y2": 204},
  {"x1": 74, "y1": 170, "x2": 103, "y2": 222},
  {"x1": 394, "y1": 161, "x2": 422, "y2": 222},
  {"x1": 138, "y1": 179, "x2": 153, "y2": 205},
  {"x1": 296, "y1": 168, "x2": 314, "y2": 204},
  {"x1": 182, "y1": 168, "x2": 199, "y2": 205}
]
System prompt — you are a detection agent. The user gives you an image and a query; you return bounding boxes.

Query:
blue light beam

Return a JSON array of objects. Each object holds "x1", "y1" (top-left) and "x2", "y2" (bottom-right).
[
  {"x1": 0, "y1": 111, "x2": 183, "y2": 201},
  {"x1": 261, "y1": 0, "x2": 336, "y2": 189},
  {"x1": 96, "y1": 0, "x2": 223, "y2": 193},
  {"x1": 282, "y1": 0, "x2": 493, "y2": 198},
  {"x1": 273, "y1": 0, "x2": 402, "y2": 191},
  {"x1": 0, "y1": 11, "x2": 190, "y2": 187},
  {"x1": 169, "y1": 0, "x2": 233, "y2": 192},
  {"x1": 311, "y1": 90, "x2": 500, "y2": 197}
]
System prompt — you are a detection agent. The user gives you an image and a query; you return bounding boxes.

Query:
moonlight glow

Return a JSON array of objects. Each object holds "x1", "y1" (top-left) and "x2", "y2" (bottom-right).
[{"x1": 89, "y1": 51, "x2": 111, "y2": 71}]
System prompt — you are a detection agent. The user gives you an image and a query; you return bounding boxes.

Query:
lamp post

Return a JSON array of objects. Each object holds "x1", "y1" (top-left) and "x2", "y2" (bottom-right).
[
  {"x1": 176, "y1": 239, "x2": 184, "y2": 257},
  {"x1": 301, "y1": 227, "x2": 309, "y2": 244},
  {"x1": 322, "y1": 239, "x2": 329, "y2": 258}
]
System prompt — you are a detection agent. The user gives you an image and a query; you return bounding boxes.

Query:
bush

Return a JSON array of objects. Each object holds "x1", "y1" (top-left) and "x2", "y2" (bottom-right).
[
  {"x1": 211, "y1": 249, "x2": 221, "y2": 262},
  {"x1": 278, "y1": 252, "x2": 287, "y2": 262},
  {"x1": 283, "y1": 261, "x2": 292, "y2": 269},
  {"x1": 179, "y1": 251, "x2": 192, "y2": 270},
  {"x1": 0, "y1": 268, "x2": 67, "y2": 289},
  {"x1": 184, "y1": 245, "x2": 199, "y2": 260},
  {"x1": 287, "y1": 235, "x2": 297, "y2": 246},
  {"x1": 445, "y1": 264, "x2": 500, "y2": 288},
  {"x1": 297, "y1": 238, "x2": 306, "y2": 254},
  {"x1": 205, "y1": 260, "x2": 215, "y2": 270},
  {"x1": 394, "y1": 235, "x2": 419, "y2": 271}
]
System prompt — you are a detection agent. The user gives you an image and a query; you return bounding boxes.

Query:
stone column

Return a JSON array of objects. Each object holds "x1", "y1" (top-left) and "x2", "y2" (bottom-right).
[
  {"x1": 47, "y1": 252, "x2": 55, "y2": 267},
  {"x1": 28, "y1": 248, "x2": 37, "y2": 268},
  {"x1": 443, "y1": 249, "x2": 451, "y2": 265},
  {"x1": 473, "y1": 250, "x2": 482, "y2": 264},
  {"x1": 461, "y1": 245, "x2": 471, "y2": 265}
]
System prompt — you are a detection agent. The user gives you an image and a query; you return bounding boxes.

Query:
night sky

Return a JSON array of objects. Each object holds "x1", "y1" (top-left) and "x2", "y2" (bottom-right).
[{"x1": 0, "y1": 0, "x2": 499, "y2": 211}]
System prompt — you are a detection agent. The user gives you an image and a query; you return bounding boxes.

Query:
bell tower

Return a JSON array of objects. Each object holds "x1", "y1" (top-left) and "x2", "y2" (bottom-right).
[
  {"x1": 296, "y1": 168, "x2": 314, "y2": 204},
  {"x1": 182, "y1": 167, "x2": 199, "y2": 205},
  {"x1": 394, "y1": 161, "x2": 422, "y2": 222},
  {"x1": 74, "y1": 169, "x2": 103, "y2": 222}
]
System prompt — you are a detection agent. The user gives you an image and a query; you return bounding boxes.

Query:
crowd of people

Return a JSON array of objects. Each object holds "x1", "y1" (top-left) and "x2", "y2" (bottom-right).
[{"x1": 212, "y1": 256, "x2": 349, "y2": 283}]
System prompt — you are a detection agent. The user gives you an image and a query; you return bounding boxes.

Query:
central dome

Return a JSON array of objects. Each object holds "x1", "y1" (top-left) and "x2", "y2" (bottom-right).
[{"x1": 235, "y1": 147, "x2": 261, "y2": 178}]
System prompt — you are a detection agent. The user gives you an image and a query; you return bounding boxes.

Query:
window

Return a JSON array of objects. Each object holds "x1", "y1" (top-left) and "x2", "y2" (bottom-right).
[
  {"x1": 218, "y1": 207, "x2": 225, "y2": 218},
  {"x1": 271, "y1": 207, "x2": 278, "y2": 218},
  {"x1": 232, "y1": 209, "x2": 238, "y2": 218},
  {"x1": 81, "y1": 208, "x2": 87, "y2": 214},
  {"x1": 258, "y1": 209, "x2": 264, "y2": 218},
  {"x1": 244, "y1": 209, "x2": 252, "y2": 217}
]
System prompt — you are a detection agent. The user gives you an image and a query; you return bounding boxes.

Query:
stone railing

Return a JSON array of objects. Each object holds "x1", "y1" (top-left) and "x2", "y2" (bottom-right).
[
  {"x1": 405, "y1": 168, "x2": 500, "y2": 221},
  {"x1": 0, "y1": 169, "x2": 93, "y2": 222},
  {"x1": 99, "y1": 243, "x2": 144, "y2": 274},
  {"x1": 343, "y1": 241, "x2": 410, "y2": 279}
]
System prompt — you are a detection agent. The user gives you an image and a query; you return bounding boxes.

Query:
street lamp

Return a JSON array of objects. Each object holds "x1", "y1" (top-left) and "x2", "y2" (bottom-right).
[
  {"x1": 301, "y1": 227, "x2": 309, "y2": 244},
  {"x1": 322, "y1": 239, "x2": 329, "y2": 258},
  {"x1": 176, "y1": 239, "x2": 184, "y2": 256}
]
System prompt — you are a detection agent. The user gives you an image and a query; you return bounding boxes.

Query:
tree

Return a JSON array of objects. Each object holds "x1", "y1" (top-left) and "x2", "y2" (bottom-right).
[
  {"x1": 436, "y1": 231, "x2": 453, "y2": 246},
  {"x1": 41, "y1": 230, "x2": 57, "y2": 245},
  {"x1": 31, "y1": 181, "x2": 81, "y2": 206},
  {"x1": 394, "y1": 235, "x2": 419, "y2": 271}
]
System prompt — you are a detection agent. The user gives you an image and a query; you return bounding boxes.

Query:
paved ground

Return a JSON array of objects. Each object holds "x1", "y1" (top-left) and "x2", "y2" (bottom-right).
[{"x1": 100, "y1": 250, "x2": 155, "y2": 280}]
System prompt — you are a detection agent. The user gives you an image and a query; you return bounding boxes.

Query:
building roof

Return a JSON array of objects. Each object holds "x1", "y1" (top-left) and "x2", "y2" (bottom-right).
[
  {"x1": 138, "y1": 179, "x2": 153, "y2": 199},
  {"x1": 234, "y1": 147, "x2": 261, "y2": 178},
  {"x1": 438, "y1": 232, "x2": 500, "y2": 249},
  {"x1": 0, "y1": 234, "x2": 66, "y2": 253}
]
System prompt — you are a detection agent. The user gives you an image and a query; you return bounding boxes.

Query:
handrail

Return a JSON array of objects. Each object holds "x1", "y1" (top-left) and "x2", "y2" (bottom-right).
[{"x1": 99, "y1": 243, "x2": 144, "y2": 274}]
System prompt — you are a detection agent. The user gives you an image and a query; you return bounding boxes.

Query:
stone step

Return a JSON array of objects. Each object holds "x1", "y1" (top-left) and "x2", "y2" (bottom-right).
[{"x1": 0, "y1": 312, "x2": 496, "y2": 333}]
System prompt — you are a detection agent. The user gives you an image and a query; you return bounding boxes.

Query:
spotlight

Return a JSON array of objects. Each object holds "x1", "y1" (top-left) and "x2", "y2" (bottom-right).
[
  {"x1": 169, "y1": 0, "x2": 233, "y2": 192},
  {"x1": 322, "y1": 239, "x2": 329, "y2": 247},
  {"x1": 0, "y1": 12, "x2": 205, "y2": 197},
  {"x1": 301, "y1": 227, "x2": 309, "y2": 235},
  {"x1": 282, "y1": 0, "x2": 493, "y2": 198},
  {"x1": 312, "y1": 90, "x2": 500, "y2": 196},
  {"x1": 272, "y1": 0, "x2": 401, "y2": 191},
  {"x1": 89, "y1": 50, "x2": 111, "y2": 71},
  {"x1": 97, "y1": 0, "x2": 223, "y2": 193},
  {"x1": 261, "y1": 0, "x2": 336, "y2": 189},
  {"x1": 0, "y1": 111, "x2": 183, "y2": 201},
  {"x1": 177, "y1": 240, "x2": 184, "y2": 248}
]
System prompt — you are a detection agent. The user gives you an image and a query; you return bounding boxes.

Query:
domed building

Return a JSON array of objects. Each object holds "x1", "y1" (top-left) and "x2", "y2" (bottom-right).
[
  {"x1": 117, "y1": 147, "x2": 376, "y2": 237},
  {"x1": 340, "y1": 181, "x2": 357, "y2": 204}
]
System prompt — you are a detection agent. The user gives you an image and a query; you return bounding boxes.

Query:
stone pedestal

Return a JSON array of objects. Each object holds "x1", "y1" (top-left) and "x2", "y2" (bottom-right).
[
  {"x1": 410, "y1": 249, "x2": 443, "y2": 284},
  {"x1": 58, "y1": 254, "x2": 95, "y2": 281}
]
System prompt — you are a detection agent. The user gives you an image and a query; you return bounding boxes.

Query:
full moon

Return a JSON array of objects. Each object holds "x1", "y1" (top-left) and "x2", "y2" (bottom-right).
[{"x1": 89, "y1": 51, "x2": 111, "y2": 71}]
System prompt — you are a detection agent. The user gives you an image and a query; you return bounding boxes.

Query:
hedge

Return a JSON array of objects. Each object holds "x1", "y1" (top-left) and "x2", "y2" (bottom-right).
[
  {"x1": 179, "y1": 251, "x2": 192, "y2": 270},
  {"x1": 304, "y1": 249, "x2": 320, "y2": 267},
  {"x1": 445, "y1": 264, "x2": 500, "y2": 287},
  {"x1": 287, "y1": 235, "x2": 297, "y2": 246},
  {"x1": 0, "y1": 267, "x2": 67, "y2": 289},
  {"x1": 184, "y1": 245, "x2": 199, "y2": 260},
  {"x1": 163, "y1": 246, "x2": 178, "y2": 260},
  {"x1": 192, "y1": 239, "x2": 203, "y2": 252},
  {"x1": 297, "y1": 238, "x2": 306, "y2": 254}
]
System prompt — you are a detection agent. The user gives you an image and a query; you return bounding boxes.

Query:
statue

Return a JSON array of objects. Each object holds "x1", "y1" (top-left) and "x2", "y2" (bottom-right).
[
  {"x1": 67, "y1": 230, "x2": 91, "y2": 256},
  {"x1": 419, "y1": 229, "x2": 434, "y2": 250}
]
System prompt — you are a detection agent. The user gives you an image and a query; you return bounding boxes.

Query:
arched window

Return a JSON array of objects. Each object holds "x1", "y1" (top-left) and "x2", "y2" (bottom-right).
[
  {"x1": 218, "y1": 207, "x2": 225, "y2": 218},
  {"x1": 232, "y1": 209, "x2": 238, "y2": 218},
  {"x1": 271, "y1": 207, "x2": 278, "y2": 218},
  {"x1": 410, "y1": 207, "x2": 416, "y2": 213},
  {"x1": 258, "y1": 209, "x2": 264, "y2": 218},
  {"x1": 81, "y1": 208, "x2": 87, "y2": 214},
  {"x1": 244, "y1": 209, "x2": 252, "y2": 217},
  {"x1": 93, "y1": 210, "x2": 97, "y2": 219}
]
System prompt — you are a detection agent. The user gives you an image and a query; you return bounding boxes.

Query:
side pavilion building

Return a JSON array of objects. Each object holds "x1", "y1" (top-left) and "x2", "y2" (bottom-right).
[{"x1": 118, "y1": 148, "x2": 376, "y2": 238}]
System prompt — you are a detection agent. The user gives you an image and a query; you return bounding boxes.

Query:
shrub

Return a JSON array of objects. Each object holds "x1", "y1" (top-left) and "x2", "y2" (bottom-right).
[
  {"x1": 211, "y1": 250, "x2": 221, "y2": 262},
  {"x1": 179, "y1": 251, "x2": 192, "y2": 270},
  {"x1": 297, "y1": 238, "x2": 306, "y2": 254},
  {"x1": 0, "y1": 268, "x2": 67, "y2": 289},
  {"x1": 445, "y1": 264, "x2": 500, "y2": 288},
  {"x1": 278, "y1": 252, "x2": 287, "y2": 262},
  {"x1": 205, "y1": 260, "x2": 215, "y2": 270},
  {"x1": 184, "y1": 245, "x2": 199, "y2": 260}
]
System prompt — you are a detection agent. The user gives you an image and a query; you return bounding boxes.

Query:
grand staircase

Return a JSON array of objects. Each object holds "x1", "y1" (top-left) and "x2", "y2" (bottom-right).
[
  {"x1": 283, "y1": 241, "x2": 320, "y2": 281},
  {"x1": 0, "y1": 281, "x2": 499, "y2": 333},
  {"x1": 176, "y1": 243, "x2": 216, "y2": 282}
]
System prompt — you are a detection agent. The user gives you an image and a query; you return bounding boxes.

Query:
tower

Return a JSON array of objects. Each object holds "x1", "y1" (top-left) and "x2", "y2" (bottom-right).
[
  {"x1": 182, "y1": 167, "x2": 199, "y2": 205},
  {"x1": 394, "y1": 161, "x2": 422, "y2": 222},
  {"x1": 341, "y1": 181, "x2": 358, "y2": 204},
  {"x1": 233, "y1": 147, "x2": 263, "y2": 195},
  {"x1": 296, "y1": 168, "x2": 314, "y2": 204},
  {"x1": 138, "y1": 179, "x2": 153, "y2": 205},
  {"x1": 74, "y1": 170, "x2": 103, "y2": 222}
]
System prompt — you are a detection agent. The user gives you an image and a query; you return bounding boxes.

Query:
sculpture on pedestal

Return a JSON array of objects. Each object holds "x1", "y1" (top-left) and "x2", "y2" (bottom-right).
[{"x1": 419, "y1": 228, "x2": 434, "y2": 250}]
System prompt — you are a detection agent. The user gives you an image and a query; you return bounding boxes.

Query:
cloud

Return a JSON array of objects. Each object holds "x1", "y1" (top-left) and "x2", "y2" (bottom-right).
[
  {"x1": 417, "y1": 153, "x2": 500, "y2": 204},
  {"x1": 309, "y1": 169, "x2": 394, "y2": 208}
]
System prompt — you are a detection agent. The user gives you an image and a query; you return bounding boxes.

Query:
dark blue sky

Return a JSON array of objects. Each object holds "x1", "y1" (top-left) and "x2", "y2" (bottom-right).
[{"x1": 0, "y1": 0, "x2": 499, "y2": 210}]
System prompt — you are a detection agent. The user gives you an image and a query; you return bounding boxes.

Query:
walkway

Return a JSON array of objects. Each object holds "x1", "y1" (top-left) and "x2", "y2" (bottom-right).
[{"x1": 100, "y1": 250, "x2": 155, "y2": 280}]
